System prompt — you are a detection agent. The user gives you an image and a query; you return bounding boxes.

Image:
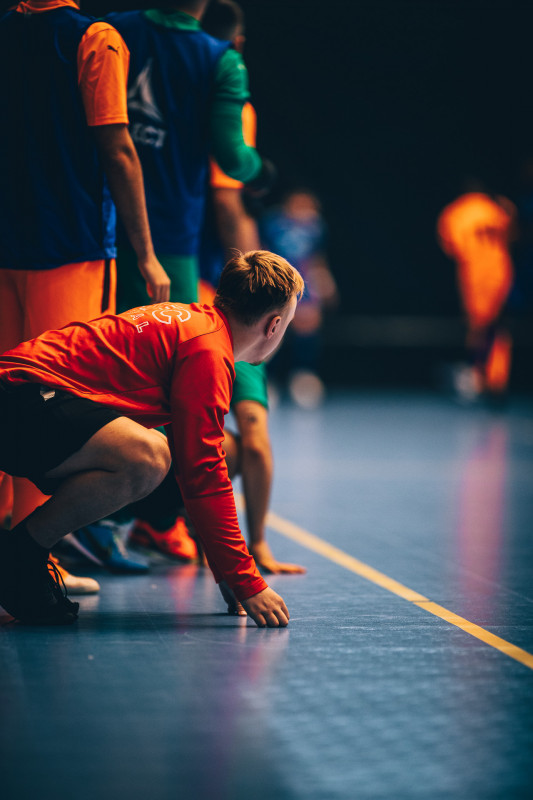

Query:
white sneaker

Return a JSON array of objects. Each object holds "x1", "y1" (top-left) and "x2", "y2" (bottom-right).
[{"x1": 49, "y1": 556, "x2": 100, "y2": 595}]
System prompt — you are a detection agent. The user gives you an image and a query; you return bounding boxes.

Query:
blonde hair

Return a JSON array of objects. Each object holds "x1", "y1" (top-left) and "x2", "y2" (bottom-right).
[{"x1": 214, "y1": 250, "x2": 304, "y2": 325}]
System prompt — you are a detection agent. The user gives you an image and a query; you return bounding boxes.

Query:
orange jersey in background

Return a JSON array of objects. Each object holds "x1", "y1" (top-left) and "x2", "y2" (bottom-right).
[{"x1": 437, "y1": 193, "x2": 515, "y2": 328}]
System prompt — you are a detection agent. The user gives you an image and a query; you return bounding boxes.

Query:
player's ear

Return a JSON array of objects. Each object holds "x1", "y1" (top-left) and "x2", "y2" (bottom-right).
[{"x1": 265, "y1": 314, "x2": 281, "y2": 339}]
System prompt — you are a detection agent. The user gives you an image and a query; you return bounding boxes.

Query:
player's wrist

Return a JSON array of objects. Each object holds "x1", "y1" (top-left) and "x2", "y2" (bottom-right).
[
  {"x1": 135, "y1": 245, "x2": 157, "y2": 265},
  {"x1": 233, "y1": 576, "x2": 269, "y2": 603}
]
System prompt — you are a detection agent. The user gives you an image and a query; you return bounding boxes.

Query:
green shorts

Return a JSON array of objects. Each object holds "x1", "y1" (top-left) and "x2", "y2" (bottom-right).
[
  {"x1": 232, "y1": 362, "x2": 269, "y2": 410},
  {"x1": 115, "y1": 247, "x2": 199, "y2": 312}
]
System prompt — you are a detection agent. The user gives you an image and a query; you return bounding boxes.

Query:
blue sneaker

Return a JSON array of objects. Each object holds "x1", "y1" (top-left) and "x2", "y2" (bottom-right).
[{"x1": 64, "y1": 521, "x2": 149, "y2": 575}]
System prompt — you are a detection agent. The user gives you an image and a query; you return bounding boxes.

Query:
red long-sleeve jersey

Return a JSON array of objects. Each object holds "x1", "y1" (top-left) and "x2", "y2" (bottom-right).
[{"x1": 0, "y1": 302, "x2": 268, "y2": 601}]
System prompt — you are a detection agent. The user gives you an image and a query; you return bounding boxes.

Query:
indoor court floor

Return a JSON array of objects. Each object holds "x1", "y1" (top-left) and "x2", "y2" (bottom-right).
[{"x1": 1, "y1": 390, "x2": 532, "y2": 799}]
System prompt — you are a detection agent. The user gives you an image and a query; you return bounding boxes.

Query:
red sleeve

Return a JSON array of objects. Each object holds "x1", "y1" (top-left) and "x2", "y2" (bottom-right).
[{"x1": 168, "y1": 342, "x2": 267, "y2": 602}]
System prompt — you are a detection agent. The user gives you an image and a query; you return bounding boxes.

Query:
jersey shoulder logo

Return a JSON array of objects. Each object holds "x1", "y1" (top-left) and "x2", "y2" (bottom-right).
[
  {"x1": 152, "y1": 304, "x2": 192, "y2": 324},
  {"x1": 127, "y1": 59, "x2": 164, "y2": 124}
]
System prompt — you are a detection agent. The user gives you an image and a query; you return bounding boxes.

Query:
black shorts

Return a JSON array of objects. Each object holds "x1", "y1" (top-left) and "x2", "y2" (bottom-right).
[{"x1": 0, "y1": 382, "x2": 121, "y2": 492}]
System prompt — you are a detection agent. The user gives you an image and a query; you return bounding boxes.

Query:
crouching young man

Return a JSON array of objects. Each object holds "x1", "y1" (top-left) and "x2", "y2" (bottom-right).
[{"x1": 0, "y1": 251, "x2": 303, "y2": 627}]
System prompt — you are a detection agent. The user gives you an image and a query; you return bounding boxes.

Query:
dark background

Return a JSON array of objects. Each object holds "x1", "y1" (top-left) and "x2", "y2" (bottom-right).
[{"x1": 11, "y1": 0, "x2": 533, "y2": 387}]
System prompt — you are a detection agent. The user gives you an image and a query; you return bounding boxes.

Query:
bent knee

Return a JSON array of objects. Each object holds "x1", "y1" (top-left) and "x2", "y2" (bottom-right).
[{"x1": 126, "y1": 431, "x2": 171, "y2": 497}]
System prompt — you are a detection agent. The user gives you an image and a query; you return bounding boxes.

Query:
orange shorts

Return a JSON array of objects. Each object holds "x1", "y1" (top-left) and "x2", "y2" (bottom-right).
[{"x1": 0, "y1": 259, "x2": 116, "y2": 353}]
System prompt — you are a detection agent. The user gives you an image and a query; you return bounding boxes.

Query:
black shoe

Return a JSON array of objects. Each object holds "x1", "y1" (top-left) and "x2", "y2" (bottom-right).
[{"x1": 0, "y1": 528, "x2": 79, "y2": 625}]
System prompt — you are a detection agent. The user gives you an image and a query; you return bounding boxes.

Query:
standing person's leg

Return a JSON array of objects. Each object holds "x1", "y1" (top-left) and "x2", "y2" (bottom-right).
[
  {"x1": 464, "y1": 276, "x2": 512, "y2": 398},
  {"x1": 459, "y1": 277, "x2": 490, "y2": 399},
  {"x1": 477, "y1": 278, "x2": 513, "y2": 397},
  {"x1": 466, "y1": 323, "x2": 490, "y2": 388},
  {"x1": 485, "y1": 328, "x2": 512, "y2": 395},
  {"x1": 225, "y1": 361, "x2": 306, "y2": 575}
]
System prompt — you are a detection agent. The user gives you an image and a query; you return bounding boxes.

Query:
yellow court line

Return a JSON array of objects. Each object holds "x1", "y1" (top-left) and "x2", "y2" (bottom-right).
[{"x1": 255, "y1": 503, "x2": 533, "y2": 671}]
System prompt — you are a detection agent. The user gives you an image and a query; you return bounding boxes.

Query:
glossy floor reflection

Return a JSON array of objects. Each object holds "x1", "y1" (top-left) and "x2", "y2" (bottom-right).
[{"x1": 1, "y1": 391, "x2": 532, "y2": 800}]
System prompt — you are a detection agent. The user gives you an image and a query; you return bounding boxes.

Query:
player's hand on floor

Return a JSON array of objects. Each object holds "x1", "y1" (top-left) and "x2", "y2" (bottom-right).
[
  {"x1": 139, "y1": 254, "x2": 171, "y2": 302},
  {"x1": 242, "y1": 586, "x2": 290, "y2": 628},
  {"x1": 219, "y1": 581, "x2": 246, "y2": 616},
  {"x1": 249, "y1": 541, "x2": 306, "y2": 575}
]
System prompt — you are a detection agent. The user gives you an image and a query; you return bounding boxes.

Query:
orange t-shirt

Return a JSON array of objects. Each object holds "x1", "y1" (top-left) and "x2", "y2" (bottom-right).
[
  {"x1": 16, "y1": 0, "x2": 129, "y2": 126},
  {"x1": 209, "y1": 102, "x2": 257, "y2": 189},
  {"x1": 437, "y1": 193, "x2": 515, "y2": 326}
]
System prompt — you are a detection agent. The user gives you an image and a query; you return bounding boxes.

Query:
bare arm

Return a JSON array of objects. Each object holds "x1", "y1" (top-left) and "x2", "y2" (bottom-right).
[
  {"x1": 230, "y1": 402, "x2": 306, "y2": 575},
  {"x1": 212, "y1": 187, "x2": 260, "y2": 257},
  {"x1": 233, "y1": 401, "x2": 273, "y2": 547},
  {"x1": 93, "y1": 124, "x2": 170, "y2": 302}
]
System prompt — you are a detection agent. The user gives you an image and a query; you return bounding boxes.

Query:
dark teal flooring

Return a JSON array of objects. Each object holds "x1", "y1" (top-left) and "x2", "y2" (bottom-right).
[{"x1": 1, "y1": 391, "x2": 532, "y2": 799}]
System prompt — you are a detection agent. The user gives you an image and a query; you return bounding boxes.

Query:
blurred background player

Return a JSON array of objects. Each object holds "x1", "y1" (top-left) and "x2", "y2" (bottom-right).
[
  {"x1": 197, "y1": 0, "x2": 305, "y2": 574},
  {"x1": 437, "y1": 180, "x2": 516, "y2": 403},
  {"x1": 260, "y1": 188, "x2": 338, "y2": 408},
  {"x1": 66, "y1": 0, "x2": 275, "y2": 565},
  {"x1": 0, "y1": 0, "x2": 170, "y2": 590}
]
